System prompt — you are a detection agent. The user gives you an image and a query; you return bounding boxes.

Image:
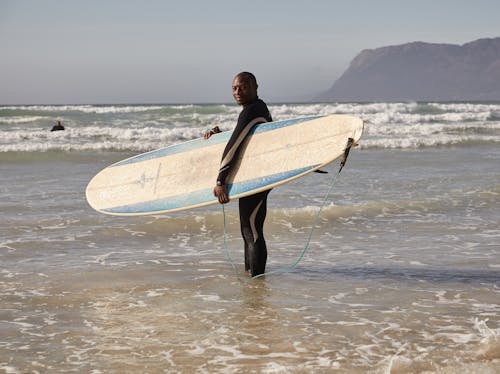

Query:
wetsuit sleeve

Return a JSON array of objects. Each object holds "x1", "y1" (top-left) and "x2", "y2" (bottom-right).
[{"x1": 217, "y1": 101, "x2": 271, "y2": 185}]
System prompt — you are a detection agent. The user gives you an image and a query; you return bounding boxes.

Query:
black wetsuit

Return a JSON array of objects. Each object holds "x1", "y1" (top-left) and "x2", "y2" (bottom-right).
[
  {"x1": 217, "y1": 98, "x2": 272, "y2": 276},
  {"x1": 50, "y1": 124, "x2": 64, "y2": 132}
]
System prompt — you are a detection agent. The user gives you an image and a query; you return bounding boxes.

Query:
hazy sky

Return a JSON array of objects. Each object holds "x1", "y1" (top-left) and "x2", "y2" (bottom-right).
[{"x1": 1, "y1": 0, "x2": 499, "y2": 104}]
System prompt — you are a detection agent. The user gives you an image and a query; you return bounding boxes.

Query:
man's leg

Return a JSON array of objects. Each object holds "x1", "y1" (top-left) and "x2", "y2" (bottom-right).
[{"x1": 239, "y1": 190, "x2": 270, "y2": 276}]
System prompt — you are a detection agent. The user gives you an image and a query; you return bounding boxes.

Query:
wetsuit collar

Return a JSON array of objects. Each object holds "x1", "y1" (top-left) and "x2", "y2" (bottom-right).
[{"x1": 243, "y1": 96, "x2": 259, "y2": 108}]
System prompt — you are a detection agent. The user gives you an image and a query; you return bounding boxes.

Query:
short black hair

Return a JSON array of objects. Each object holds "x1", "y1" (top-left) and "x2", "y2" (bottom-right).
[{"x1": 236, "y1": 71, "x2": 258, "y2": 87}]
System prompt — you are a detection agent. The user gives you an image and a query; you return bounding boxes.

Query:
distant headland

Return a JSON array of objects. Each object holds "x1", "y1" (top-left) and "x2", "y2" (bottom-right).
[{"x1": 317, "y1": 37, "x2": 500, "y2": 102}]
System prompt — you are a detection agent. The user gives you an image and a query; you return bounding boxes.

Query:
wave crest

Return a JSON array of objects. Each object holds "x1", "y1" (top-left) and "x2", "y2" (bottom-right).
[{"x1": 1, "y1": 102, "x2": 499, "y2": 152}]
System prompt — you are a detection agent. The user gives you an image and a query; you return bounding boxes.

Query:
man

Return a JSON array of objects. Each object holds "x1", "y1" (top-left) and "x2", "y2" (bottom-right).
[
  {"x1": 50, "y1": 120, "x2": 65, "y2": 132},
  {"x1": 205, "y1": 72, "x2": 273, "y2": 276}
]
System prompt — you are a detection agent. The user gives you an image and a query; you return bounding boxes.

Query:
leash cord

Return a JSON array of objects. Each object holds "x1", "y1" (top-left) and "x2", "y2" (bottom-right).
[{"x1": 222, "y1": 168, "x2": 342, "y2": 284}]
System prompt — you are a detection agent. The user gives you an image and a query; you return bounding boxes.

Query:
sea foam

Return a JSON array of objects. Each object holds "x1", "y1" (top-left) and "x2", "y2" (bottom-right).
[{"x1": 1, "y1": 102, "x2": 499, "y2": 152}]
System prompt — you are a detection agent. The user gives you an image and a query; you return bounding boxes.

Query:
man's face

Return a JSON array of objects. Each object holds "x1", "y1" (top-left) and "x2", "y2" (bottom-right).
[{"x1": 232, "y1": 76, "x2": 257, "y2": 105}]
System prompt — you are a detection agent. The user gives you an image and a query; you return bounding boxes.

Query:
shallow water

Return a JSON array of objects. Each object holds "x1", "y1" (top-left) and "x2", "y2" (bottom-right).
[{"x1": 1, "y1": 103, "x2": 499, "y2": 372}]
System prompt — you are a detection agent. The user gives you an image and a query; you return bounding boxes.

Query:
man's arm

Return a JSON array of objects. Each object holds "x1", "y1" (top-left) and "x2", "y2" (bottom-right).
[
  {"x1": 213, "y1": 101, "x2": 271, "y2": 203},
  {"x1": 216, "y1": 115, "x2": 267, "y2": 186}
]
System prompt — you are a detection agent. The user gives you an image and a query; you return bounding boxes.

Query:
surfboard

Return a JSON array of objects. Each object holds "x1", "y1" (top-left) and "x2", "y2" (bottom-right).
[{"x1": 86, "y1": 114, "x2": 364, "y2": 216}]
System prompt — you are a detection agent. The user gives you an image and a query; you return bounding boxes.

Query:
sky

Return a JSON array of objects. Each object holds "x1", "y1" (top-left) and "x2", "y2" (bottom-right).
[{"x1": 1, "y1": 0, "x2": 500, "y2": 104}]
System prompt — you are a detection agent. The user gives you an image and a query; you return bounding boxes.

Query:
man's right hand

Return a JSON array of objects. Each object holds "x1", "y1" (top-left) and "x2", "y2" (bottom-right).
[{"x1": 213, "y1": 185, "x2": 229, "y2": 204}]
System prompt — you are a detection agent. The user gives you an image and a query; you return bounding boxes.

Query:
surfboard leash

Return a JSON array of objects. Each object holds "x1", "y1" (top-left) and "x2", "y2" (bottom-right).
[{"x1": 222, "y1": 137, "x2": 355, "y2": 284}]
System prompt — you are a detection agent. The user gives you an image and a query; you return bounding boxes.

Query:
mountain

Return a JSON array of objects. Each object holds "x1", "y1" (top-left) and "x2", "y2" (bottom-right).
[{"x1": 317, "y1": 37, "x2": 500, "y2": 102}]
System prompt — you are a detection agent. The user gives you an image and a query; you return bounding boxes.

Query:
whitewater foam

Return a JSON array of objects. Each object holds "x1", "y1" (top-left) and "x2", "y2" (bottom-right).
[{"x1": 1, "y1": 102, "x2": 499, "y2": 152}]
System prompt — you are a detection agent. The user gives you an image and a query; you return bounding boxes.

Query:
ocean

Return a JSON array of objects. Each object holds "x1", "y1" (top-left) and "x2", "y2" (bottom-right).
[{"x1": 1, "y1": 102, "x2": 499, "y2": 373}]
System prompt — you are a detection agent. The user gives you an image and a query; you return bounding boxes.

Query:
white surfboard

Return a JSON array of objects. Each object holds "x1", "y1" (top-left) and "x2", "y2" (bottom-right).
[{"x1": 86, "y1": 114, "x2": 364, "y2": 216}]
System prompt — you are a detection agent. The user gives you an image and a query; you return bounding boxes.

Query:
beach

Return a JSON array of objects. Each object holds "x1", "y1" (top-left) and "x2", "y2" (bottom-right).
[{"x1": 1, "y1": 102, "x2": 499, "y2": 373}]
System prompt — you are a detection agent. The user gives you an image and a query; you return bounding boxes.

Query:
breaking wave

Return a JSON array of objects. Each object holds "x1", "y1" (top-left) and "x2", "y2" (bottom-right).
[{"x1": 1, "y1": 102, "x2": 499, "y2": 152}]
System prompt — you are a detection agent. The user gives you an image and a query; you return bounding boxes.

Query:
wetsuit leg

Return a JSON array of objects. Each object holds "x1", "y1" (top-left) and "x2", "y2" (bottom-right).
[{"x1": 239, "y1": 190, "x2": 270, "y2": 276}]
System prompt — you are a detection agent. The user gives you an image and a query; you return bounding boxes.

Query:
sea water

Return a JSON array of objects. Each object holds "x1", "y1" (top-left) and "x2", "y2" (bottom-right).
[{"x1": 0, "y1": 102, "x2": 499, "y2": 373}]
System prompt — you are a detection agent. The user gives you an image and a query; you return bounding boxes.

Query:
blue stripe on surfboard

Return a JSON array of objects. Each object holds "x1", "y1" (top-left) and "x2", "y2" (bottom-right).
[
  {"x1": 102, "y1": 164, "x2": 319, "y2": 214},
  {"x1": 111, "y1": 116, "x2": 322, "y2": 167}
]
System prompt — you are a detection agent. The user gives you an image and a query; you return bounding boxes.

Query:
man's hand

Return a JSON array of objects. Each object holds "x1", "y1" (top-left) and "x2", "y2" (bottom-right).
[
  {"x1": 213, "y1": 184, "x2": 229, "y2": 204},
  {"x1": 204, "y1": 126, "x2": 221, "y2": 140}
]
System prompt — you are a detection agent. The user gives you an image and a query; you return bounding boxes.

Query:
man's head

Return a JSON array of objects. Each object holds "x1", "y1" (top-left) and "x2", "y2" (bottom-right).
[{"x1": 232, "y1": 72, "x2": 258, "y2": 106}]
